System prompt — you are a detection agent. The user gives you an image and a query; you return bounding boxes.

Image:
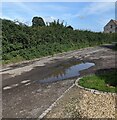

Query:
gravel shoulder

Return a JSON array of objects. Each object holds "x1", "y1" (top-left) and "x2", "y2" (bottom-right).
[{"x1": 45, "y1": 85, "x2": 116, "y2": 118}]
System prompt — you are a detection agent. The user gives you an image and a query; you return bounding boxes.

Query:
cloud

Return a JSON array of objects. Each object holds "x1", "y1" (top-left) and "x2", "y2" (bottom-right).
[
  {"x1": 44, "y1": 16, "x2": 57, "y2": 23},
  {"x1": 41, "y1": 4, "x2": 69, "y2": 12},
  {"x1": 13, "y1": 2, "x2": 38, "y2": 16},
  {"x1": 1, "y1": 2, "x2": 115, "y2": 32},
  {"x1": 0, "y1": 15, "x2": 12, "y2": 20},
  {"x1": 1, "y1": 2, "x2": 40, "y2": 24},
  {"x1": 77, "y1": 15, "x2": 85, "y2": 19},
  {"x1": 49, "y1": 2, "x2": 115, "y2": 22},
  {"x1": 77, "y1": 2, "x2": 114, "y2": 16}
]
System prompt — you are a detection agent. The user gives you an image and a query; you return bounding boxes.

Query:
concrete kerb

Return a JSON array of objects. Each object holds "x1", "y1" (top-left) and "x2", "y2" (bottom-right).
[
  {"x1": 75, "y1": 77, "x2": 116, "y2": 96},
  {"x1": 38, "y1": 83, "x2": 75, "y2": 119},
  {"x1": 75, "y1": 77, "x2": 116, "y2": 119}
]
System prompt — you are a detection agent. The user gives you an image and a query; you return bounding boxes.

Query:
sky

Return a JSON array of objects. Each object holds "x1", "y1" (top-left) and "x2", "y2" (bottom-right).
[{"x1": 1, "y1": 2, "x2": 115, "y2": 32}]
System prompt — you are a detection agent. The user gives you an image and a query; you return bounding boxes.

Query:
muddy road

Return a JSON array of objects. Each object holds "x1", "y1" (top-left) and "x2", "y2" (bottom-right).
[{"x1": 2, "y1": 45, "x2": 116, "y2": 118}]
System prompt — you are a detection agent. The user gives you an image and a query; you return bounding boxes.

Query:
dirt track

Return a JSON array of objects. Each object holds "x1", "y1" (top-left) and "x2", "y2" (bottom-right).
[{"x1": 2, "y1": 44, "x2": 116, "y2": 118}]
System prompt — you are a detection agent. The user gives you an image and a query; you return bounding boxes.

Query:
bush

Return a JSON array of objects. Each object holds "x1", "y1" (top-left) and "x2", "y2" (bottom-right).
[{"x1": 2, "y1": 18, "x2": 117, "y2": 63}]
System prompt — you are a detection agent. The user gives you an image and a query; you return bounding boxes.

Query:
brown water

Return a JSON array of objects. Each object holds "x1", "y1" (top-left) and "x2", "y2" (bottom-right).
[{"x1": 38, "y1": 59, "x2": 95, "y2": 83}]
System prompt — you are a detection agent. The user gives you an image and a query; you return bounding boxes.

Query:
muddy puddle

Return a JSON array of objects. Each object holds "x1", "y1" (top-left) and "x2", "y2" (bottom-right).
[{"x1": 37, "y1": 58, "x2": 95, "y2": 83}]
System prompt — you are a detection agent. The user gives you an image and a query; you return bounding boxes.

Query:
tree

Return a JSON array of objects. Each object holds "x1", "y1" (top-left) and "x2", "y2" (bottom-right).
[
  {"x1": 49, "y1": 19, "x2": 64, "y2": 28},
  {"x1": 67, "y1": 25, "x2": 73, "y2": 30},
  {"x1": 32, "y1": 16, "x2": 45, "y2": 27}
]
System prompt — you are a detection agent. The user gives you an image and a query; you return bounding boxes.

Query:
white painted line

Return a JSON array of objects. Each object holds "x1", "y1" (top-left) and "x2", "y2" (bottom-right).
[
  {"x1": 25, "y1": 83, "x2": 31, "y2": 86},
  {"x1": 21, "y1": 80, "x2": 31, "y2": 84},
  {"x1": 3, "y1": 86, "x2": 12, "y2": 90},
  {"x1": 0, "y1": 67, "x2": 11, "y2": 72},
  {"x1": 38, "y1": 83, "x2": 75, "y2": 119},
  {"x1": 11, "y1": 84, "x2": 19, "y2": 87}
]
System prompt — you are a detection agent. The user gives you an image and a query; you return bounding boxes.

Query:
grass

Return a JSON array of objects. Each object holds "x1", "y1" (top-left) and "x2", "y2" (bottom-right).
[
  {"x1": 78, "y1": 69, "x2": 117, "y2": 93},
  {"x1": 2, "y1": 55, "x2": 25, "y2": 65},
  {"x1": 2, "y1": 43, "x2": 98, "y2": 65}
]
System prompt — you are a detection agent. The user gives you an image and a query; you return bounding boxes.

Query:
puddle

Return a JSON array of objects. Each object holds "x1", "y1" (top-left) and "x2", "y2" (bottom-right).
[{"x1": 38, "y1": 59, "x2": 95, "y2": 83}]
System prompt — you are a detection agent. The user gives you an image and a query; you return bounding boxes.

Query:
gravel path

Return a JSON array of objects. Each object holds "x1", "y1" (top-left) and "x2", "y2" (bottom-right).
[{"x1": 45, "y1": 85, "x2": 116, "y2": 118}]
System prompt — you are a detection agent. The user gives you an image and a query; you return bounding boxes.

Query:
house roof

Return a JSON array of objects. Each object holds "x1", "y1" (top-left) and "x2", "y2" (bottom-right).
[
  {"x1": 112, "y1": 20, "x2": 117, "y2": 25},
  {"x1": 104, "y1": 19, "x2": 117, "y2": 27}
]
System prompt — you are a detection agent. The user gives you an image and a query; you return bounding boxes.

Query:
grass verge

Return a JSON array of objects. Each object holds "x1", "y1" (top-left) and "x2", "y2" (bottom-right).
[{"x1": 78, "y1": 69, "x2": 117, "y2": 93}]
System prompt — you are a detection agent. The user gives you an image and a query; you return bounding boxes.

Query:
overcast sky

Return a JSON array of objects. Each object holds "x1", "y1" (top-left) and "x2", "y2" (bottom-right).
[{"x1": 1, "y1": 2, "x2": 115, "y2": 32}]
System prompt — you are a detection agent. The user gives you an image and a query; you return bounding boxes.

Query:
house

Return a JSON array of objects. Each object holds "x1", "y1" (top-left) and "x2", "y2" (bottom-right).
[{"x1": 104, "y1": 19, "x2": 117, "y2": 33}]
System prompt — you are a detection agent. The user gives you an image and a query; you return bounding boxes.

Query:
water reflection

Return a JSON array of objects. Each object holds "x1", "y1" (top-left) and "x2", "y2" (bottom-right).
[{"x1": 38, "y1": 59, "x2": 95, "y2": 83}]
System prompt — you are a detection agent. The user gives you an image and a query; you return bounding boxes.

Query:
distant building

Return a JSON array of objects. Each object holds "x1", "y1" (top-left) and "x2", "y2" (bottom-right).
[{"x1": 104, "y1": 19, "x2": 117, "y2": 33}]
